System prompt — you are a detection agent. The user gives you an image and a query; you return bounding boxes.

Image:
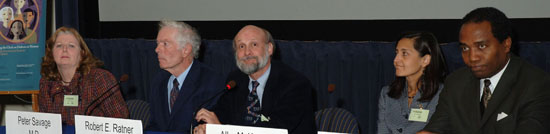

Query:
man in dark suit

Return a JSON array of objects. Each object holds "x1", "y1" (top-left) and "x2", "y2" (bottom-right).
[
  {"x1": 419, "y1": 7, "x2": 550, "y2": 134},
  {"x1": 146, "y1": 20, "x2": 224, "y2": 133},
  {"x1": 193, "y1": 25, "x2": 316, "y2": 134}
]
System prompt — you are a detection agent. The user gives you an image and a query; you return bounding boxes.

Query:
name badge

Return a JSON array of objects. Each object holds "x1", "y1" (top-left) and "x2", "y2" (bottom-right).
[
  {"x1": 64, "y1": 95, "x2": 79, "y2": 107},
  {"x1": 408, "y1": 108, "x2": 429, "y2": 122}
]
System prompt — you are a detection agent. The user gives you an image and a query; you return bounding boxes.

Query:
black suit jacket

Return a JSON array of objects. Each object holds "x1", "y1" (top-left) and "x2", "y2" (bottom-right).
[
  {"x1": 146, "y1": 61, "x2": 224, "y2": 133},
  {"x1": 214, "y1": 61, "x2": 317, "y2": 134},
  {"x1": 423, "y1": 56, "x2": 550, "y2": 134}
]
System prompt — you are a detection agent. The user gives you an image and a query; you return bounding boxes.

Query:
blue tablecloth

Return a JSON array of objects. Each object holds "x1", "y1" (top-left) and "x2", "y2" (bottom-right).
[{"x1": 0, "y1": 126, "x2": 184, "y2": 134}]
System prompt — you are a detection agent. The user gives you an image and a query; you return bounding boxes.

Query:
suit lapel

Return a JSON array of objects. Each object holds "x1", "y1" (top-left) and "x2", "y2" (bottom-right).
[
  {"x1": 480, "y1": 57, "x2": 519, "y2": 125},
  {"x1": 159, "y1": 72, "x2": 172, "y2": 123},
  {"x1": 261, "y1": 63, "x2": 279, "y2": 116},
  {"x1": 234, "y1": 72, "x2": 252, "y2": 125},
  {"x1": 169, "y1": 62, "x2": 201, "y2": 121},
  {"x1": 465, "y1": 76, "x2": 482, "y2": 130}
]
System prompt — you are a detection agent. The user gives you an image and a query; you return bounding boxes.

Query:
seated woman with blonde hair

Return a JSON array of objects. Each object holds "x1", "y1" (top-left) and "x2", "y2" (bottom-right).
[{"x1": 39, "y1": 27, "x2": 128, "y2": 125}]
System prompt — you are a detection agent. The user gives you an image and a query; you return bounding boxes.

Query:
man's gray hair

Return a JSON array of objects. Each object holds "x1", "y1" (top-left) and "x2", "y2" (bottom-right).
[
  {"x1": 264, "y1": 29, "x2": 275, "y2": 51},
  {"x1": 159, "y1": 20, "x2": 201, "y2": 59}
]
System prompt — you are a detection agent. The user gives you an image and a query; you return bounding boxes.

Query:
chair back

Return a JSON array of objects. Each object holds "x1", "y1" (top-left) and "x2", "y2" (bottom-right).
[
  {"x1": 127, "y1": 99, "x2": 151, "y2": 127},
  {"x1": 315, "y1": 107, "x2": 360, "y2": 134}
]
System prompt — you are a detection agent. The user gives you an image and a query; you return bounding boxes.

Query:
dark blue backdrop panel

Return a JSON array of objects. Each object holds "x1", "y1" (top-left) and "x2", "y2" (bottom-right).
[
  {"x1": 55, "y1": 0, "x2": 79, "y2": 29},
  {"x1": 85, "y1": 39, "x2": 550, "y2": 134}
]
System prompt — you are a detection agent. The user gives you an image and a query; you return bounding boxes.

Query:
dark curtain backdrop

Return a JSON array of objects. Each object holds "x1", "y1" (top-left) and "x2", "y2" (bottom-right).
[
  {"x1": 55, "y1": 0, "x2": 79, "y2": 29},
  {"x1": 85, "y1": 39, "x2": 550, "y2": 134}
]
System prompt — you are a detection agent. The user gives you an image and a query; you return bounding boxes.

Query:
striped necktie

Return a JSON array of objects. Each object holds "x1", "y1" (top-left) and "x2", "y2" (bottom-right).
[{"x1": 170, "y1": 79, "x2": 179, "y2": 112}]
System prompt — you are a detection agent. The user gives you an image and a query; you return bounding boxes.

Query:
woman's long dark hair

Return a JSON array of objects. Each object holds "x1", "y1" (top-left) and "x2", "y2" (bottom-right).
[
  {"x1": 6, "y1": 20, "x2": 26, "y2": 40},
  {"x1": 387, "y1": 32, "x2": 448, "y2": 102}
]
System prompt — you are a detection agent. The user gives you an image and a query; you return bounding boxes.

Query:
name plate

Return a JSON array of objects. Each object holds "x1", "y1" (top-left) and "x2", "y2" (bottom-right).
[
  {"x1": 206, "y1": 124, "x2": 288, "y2": 134},
  {"x1": 5, "y1": 110, "x2": 62, "y2": 134},
  {"x1": 74, "y1": 115, "x2": 142, "y2": 134}
]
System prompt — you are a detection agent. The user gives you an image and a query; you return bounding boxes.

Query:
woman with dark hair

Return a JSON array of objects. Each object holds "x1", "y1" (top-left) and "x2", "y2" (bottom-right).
[
  {"x1": 6, "y1": 20, "x2": 26, "y2": 40},
  {"x1": 377, "y1": 32, "x2": 447, "y2": 134},
  {"x1": 38, "y1": 27, "x2": 128, "y2": 125}
]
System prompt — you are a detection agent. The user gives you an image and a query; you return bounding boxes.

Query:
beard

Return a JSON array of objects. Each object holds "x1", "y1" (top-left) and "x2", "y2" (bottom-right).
[{"x1": 235, "y1": 51, "x2": 269, "y2": 75}]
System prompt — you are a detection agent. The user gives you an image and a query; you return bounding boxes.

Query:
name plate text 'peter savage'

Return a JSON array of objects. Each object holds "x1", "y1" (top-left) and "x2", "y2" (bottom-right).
[{"x1": 6, "y1": 111, "x2": 62, "y2": 134}]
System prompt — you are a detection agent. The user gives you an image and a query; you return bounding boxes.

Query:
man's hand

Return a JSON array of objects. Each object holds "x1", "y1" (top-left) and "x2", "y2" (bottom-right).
[
  {"x1": 193, "y1": 108, "x2": 221, "y2": 133},
  {"x1": 195, "y1": 108, "x2": 221, "y2": 124}
]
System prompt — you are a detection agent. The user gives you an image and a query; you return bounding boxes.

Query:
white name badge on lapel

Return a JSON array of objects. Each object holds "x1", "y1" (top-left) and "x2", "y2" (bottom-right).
[
  {"x1": 5, "y1": 110, "x2": 62, "y2": 134},
  {"x1": 206, "y1": 124, "x2": 288, "y2": 134},
  {"x1": 75, "y1": 115, "x2": 143, "y2": 134},
  {"x1": 408, "y1": 108, "x2": 430, "y2": 122}
]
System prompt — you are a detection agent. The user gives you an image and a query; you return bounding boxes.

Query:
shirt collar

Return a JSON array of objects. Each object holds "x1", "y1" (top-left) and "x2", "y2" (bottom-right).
[
  {"x1": 169, "y1": 61, "x2": 193, "y2": 91},
  {"x1": 249, "y1": 64, "x2": 271, "y2": 88},
  {"x1": 248, "y1": 64, "x2": 271, "y2": 106},
  {"x1": 479, "y1": 59, "x2": 510, "y2": 98}
]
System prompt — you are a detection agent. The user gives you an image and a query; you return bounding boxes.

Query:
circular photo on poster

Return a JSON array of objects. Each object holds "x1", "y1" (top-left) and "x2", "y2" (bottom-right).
[{"x1": 0, "y1": 0, "x2": 39, "y2": 44}]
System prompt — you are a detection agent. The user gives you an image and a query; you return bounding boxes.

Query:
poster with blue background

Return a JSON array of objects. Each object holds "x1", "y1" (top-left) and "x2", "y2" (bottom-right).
[{"x1": 0, "y1": 0, "x2": 44, "y2": 91}]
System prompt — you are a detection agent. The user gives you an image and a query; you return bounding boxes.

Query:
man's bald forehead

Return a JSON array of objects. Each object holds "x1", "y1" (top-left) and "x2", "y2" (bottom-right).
[
  {"x1": 232, "y1": 25, "x2": 277, "y2": 52},
  {"x1": 236, "y1": 25, "x2": 266, "y2": 37}
]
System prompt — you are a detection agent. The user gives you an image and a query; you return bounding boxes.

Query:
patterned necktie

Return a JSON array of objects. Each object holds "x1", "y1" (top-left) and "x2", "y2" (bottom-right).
[
  {"x1": 245, "y1": 81, "x2": 261, "y2": 125},
  {"x1": 170, "y1": 79, "x2": 180, "y2": 112},
  {"x1": 480, "y1": 79, "x2": 492, "y2": 115}
]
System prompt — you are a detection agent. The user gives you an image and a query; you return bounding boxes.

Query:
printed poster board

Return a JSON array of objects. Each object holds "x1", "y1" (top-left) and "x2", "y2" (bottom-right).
[{"x1": 0, "y1": 0, "x2": 45, "y2": 91}]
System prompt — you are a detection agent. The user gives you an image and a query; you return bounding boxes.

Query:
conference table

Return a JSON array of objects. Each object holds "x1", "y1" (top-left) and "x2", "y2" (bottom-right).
[{"x1": 0, "y1": 126, "x2": 184, "y2": 134}]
